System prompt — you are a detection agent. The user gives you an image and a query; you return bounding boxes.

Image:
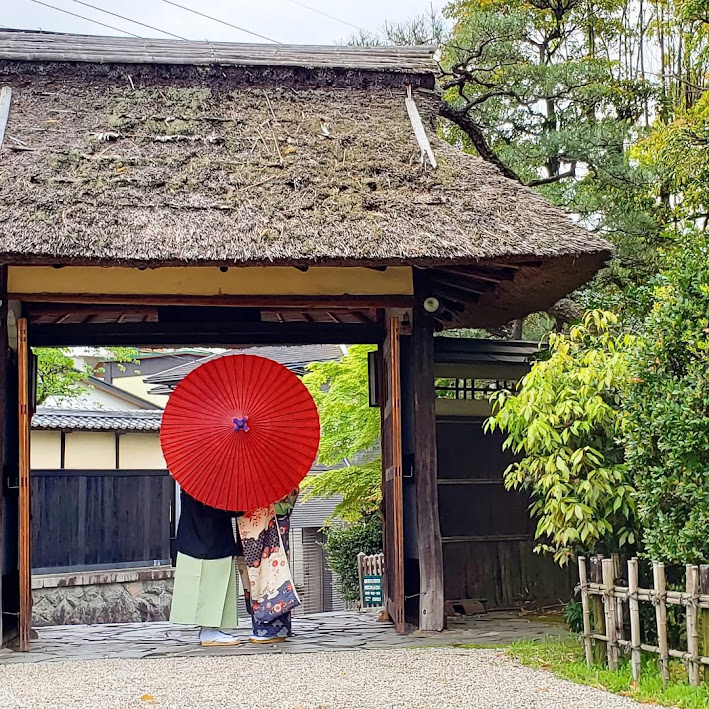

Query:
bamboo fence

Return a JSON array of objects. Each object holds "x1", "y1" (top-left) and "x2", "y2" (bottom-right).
[{"x1": 578, "y1": 555, "x2": 709, "y2": 686}]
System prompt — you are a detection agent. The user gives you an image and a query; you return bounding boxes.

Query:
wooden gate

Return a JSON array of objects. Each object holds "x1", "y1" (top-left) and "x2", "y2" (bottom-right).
[{"x1": 380, "y1": 313, "x2": 404, "y2": 632}]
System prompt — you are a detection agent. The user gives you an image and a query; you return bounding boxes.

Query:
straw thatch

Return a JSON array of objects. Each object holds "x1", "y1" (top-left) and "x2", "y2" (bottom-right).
[{"x1": 0, "y1": 32, "x2": 612, "y2": 326}]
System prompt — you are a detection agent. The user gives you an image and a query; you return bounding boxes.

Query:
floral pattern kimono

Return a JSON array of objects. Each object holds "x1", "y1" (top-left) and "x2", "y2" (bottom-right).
[{"x1": 236, "y1": 492, "x2": 299, "y2": 639}]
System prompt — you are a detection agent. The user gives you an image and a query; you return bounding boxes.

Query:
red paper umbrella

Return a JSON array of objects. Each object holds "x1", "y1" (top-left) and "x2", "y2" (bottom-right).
[{"x1": 160, "y1": 354, "x2": 320, "y2": 512}]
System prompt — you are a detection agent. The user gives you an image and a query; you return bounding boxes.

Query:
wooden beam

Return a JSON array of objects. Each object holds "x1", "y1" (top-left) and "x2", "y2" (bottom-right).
[
  {"x1": 0, "y1": 87, "x2": 11, "y2": 149},
  {"x1": 405, "y1": 87, "x2": 437, "y2": 168},
  {"x1": 29, "y1": 321, "x2": 383, "y2": 347},
  {"x1": 12, "y1": 292, "x2": 413, "y2": 309},
  {"x1": 412, "y1": 271, "x2": 445, "y2": 631},
  {"x1": 487, "y1": 260, "x2": 542, "y2": 270},
  {"x1": 439, "y1": 266, "x2": 516, "y2": 283},
  {"x1": 431, "y1": 271, "x2": 497, "y2": 294}
]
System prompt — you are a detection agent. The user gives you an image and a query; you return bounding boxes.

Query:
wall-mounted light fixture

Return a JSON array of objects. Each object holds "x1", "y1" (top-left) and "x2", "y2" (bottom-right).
[{"x1": 423, "y1": 296, "x2": 440, "y2": 313}]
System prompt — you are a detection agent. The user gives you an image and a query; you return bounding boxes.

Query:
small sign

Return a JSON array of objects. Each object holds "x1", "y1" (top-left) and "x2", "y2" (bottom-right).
[{"x1": 363, "y1": 574, "x2": 383, "y2": 606}]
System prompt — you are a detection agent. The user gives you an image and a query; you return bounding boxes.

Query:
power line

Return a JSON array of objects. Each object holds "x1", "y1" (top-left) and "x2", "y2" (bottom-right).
[
  {"x1": 156, "y1": 0, "x2": 282, "y2": 44},
  {"x1": 66, "y1": 0, "x2": 188, "y2": 40},
  {"x1": 27, "y1": 0, "x2": 142, "y2": 37},
  {"x1": 280, "y1": 0, "x2": 363, "y2": 32}
]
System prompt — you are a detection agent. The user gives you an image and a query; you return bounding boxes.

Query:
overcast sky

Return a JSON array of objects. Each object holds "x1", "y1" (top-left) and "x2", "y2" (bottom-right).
[{"x1": 3, "y1": 0, "x2": 446, "y2": 45}]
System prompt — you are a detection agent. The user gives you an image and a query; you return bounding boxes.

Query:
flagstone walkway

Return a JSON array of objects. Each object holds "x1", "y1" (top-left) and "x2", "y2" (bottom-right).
[{"x1": 0, "y1": 610, "x2": 569, "y2": 664}]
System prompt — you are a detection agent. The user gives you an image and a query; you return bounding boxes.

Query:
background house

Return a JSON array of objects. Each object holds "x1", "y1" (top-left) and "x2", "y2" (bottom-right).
[{"x1": 29, "y1": 345, "x2": 347, "y2": 626}]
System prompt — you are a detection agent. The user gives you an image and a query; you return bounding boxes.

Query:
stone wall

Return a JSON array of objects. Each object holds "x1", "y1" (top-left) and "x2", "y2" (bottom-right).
[{"x1": 32, "y1": 567, "x2": 174, "y2": 627}]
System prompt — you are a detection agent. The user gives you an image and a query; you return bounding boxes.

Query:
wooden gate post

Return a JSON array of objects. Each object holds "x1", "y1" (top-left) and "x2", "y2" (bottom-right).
[
  {"x1": 412, "y1": 272, "x2": 445, "y2": 632},
  {"x1": 0, "y1": 266, "x2": 7, "y2": 646},
  {"x1": 380, "y1": 313, "x2": 405, "y2": 633},
  {"x1": 17, "y1": 317, "x2": 31, "y2": 651}
]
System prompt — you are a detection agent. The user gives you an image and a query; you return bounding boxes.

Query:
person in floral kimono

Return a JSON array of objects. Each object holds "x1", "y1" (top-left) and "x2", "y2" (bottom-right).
[{"x1": 236, "y1": 487, "x2": 300, "y2": 643}]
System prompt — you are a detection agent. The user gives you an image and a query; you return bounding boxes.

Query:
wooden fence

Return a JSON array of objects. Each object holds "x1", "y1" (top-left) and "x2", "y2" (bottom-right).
[
  {"x1": 578, "y1": 555, "x2": 709, "y2": 686},
  {"x1": 31, "y1": 469, "x2": 175, "y2": 574},
  {"x1": 357, "y1": 552, "x2": 385, "y2": 609}
]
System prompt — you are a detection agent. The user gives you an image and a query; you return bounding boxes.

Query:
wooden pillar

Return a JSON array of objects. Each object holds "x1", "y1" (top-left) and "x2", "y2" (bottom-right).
[
  {"x1": 412, "y1": 271, "x2": 445, "y2": 631},
  {"x1": 0, "y1": 266, "x2": 7, "y2": 646},
  {"x1": 380, "y1": 312, "x2": 405, "y2": 632},
  {"x1": 17, "y1": 317, "x2": 31, "y2": 651}
]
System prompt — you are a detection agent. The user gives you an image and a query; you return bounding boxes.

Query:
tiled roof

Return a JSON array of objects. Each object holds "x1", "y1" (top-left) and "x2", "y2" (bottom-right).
[
  {"x1": 32, "y1": 408, "x2": 162, "y2": 431},
  {"x1": 146, "y1": 344, "x2": 345, "y2": 391},
  {"x1": 290, "y1": 495, "x2": 342, "y2": 528}
]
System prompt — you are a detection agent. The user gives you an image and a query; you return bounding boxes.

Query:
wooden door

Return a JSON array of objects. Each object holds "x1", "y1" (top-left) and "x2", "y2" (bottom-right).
[
  {"x1": 17, "y1": 317, "x2": 31, "y2": 651},
  {"x1": 380, "y1": 313, "x2": 404, "y2": 632}
]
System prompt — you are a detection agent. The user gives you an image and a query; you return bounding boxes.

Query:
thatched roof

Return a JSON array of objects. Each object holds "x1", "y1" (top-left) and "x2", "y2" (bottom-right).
[
  {"x1": 0, "y1": 32, "x2": 611, "y2": 326},
  {"x1": 0, "y1": 31, "x2": 436, "y2": 73}
]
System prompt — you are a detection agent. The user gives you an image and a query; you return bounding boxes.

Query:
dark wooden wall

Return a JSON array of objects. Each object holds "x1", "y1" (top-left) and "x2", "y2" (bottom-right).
[
  {"x1": 31, "y1": 469, "x2": 174, "y2": 573},
  {"x1": 437, "y1": 417, "x2": 574, "y2": 608},
  {"x1": 0, "y1": 274, "x2": 20, "y2": 644}
]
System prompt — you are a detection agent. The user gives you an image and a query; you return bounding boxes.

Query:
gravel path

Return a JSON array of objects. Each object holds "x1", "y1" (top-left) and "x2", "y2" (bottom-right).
[{"x1": 0, "y1": 647, "x2": 649, "y2": 708}]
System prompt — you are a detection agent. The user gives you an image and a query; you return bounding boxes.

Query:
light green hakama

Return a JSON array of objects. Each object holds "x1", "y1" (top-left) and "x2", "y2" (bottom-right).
[{"x1": 169, "y1": 553, "x2": 238, "y2": 628}]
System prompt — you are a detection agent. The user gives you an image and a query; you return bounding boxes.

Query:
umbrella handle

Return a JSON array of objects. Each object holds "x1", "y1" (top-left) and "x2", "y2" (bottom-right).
[{"x1": 232, "y1": 416, "x2": 249, "y2": 432}]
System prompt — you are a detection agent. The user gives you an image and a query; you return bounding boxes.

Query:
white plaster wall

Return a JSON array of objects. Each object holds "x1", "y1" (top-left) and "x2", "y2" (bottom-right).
[
  {"x1": 64, "y1": 432, "x2": 116, "y2": 469},
  {"x1": 119, "y1": 433, "x2": 166, "y2": 469},
  {"x1": 30, "y1": 430, "x2": 62, "y2": 469}
]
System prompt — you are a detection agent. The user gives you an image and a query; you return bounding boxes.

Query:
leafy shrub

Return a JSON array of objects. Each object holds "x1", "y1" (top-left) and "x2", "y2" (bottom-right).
[
  {"x1": 563, "y1": 599, "x2": 584, "y2": 634},
  {"x1": 625, "y1": 230, "x2": 709, "y2": 563},
  {"x1": 321, "y1": 512, "x2": 382, "y2": 603},
  {"x1": 486, "y1": 311, "x2": 637, "y2": 564}
]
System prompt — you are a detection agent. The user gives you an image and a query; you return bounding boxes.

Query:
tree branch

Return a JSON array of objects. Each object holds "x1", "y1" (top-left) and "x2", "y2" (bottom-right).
[
  {"x1": 527, "y1": 165, "x2": 577, "y2": 186},
  {"x1": 439, "y1": 101, "x2": 522, "y2": 182}
]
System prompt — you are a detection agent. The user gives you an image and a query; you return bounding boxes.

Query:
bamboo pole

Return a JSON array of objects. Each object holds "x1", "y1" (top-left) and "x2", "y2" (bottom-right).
[
  {"x1": 578, "y1": 556, "x2": 593, "y2": 667},
  {"x1": 590, "y1": 555, "x2": 606, "y2": 664},
  {"x1": 653, "y1": 562, "x2": 670, "y2": 686},
  {"x1": 700, "y1": 565, "x2": 709, "y2": 683},
  {"x1": 686, "y1": 564, "x2": 700, "y2": 686},
  {"x1": 628, "y1": 558, "x2": 642, "y2": 682},
  {"x1": 603, "y1": 558, "x2": 619, "y2": 670},
  {"x1": 612, "y1": 553, "x2": 625, "y2": 642}
]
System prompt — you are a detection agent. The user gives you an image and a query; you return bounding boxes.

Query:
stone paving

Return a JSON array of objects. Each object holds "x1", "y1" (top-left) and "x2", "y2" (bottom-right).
[{"x1": 0, "y1": 610, "x2": 569, "y2": 664}]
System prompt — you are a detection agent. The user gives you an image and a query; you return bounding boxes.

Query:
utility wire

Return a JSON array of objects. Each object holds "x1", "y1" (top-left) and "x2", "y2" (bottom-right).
[
  {"x1": 280, "y1": 0, "x2": 363, "y2": 32},
  {"x1": 156, "y1": 0, "x2": 282, "y2": 44},
  {"x1": 66, "y1": 0, "x2": 188, "y2": 40},
  {"x1": 27, "y1": 0, "x2": 142, "y2": 37}
]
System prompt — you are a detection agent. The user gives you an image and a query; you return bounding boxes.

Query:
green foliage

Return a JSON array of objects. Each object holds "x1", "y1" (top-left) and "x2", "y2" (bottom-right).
[
  {"x1": 486, "y1": 311, "x2": 637, "y2": 564},
  {"x1": 35, "y1": 348, "x2": 89, "y2": 405},
  {"x1": 321, "y1": 512, "x2": 383, "y2": 603},
  {"x1": 443, "y1": 0, "x2": 662, "y2": 316},
  {"x1": 508, "y1": 638, "x2": 709, "y2": 708},
  {"x1": 625, "y1": 230, "x2": 709, "y2": 563},
  {"x1": 634, "y1": 93, "x2": 709, "y2": 223},
  {"x1": 34, "y1": 347, "x2": 139, "y2": 405},
  {"x1": 302, "y1": 346, "x2": 380, "y2": 521},
  {"x1": 563, "y1": 599, "x2": 584, "y2": 634}
]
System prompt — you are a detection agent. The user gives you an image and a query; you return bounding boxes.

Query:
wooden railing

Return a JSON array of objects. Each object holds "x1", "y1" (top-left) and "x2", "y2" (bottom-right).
[{"x1": 578, "y1": 555, "x2": 709, "y2": 686}]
